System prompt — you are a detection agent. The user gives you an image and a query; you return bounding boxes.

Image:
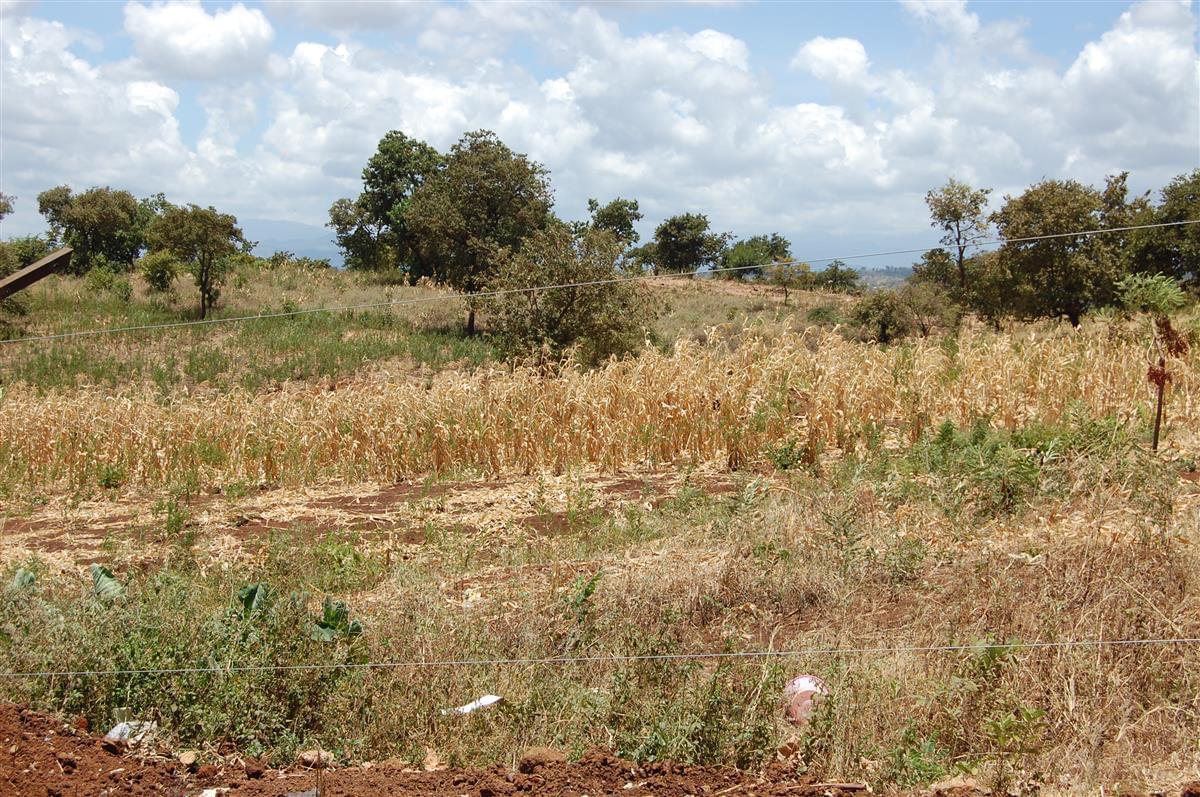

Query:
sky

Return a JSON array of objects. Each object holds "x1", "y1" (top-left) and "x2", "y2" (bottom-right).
[{"x1": 0, "y1": 0, "x2": 1197, "y2": 266}]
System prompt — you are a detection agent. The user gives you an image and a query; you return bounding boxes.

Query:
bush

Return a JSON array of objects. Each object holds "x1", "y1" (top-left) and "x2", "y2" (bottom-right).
[
  {"x1": 485, "y1": 225, "x2": 658, "y2": 365},
  {"x1": 0, "y1": 243, "x2": 29, "y2": 319},
  {"x1": 852, "y1": 284, "x2": 959, "y2": 343},
  {"x1": 897, "y1": 282, "x2": 960, "y2": 336},
  {"x1": 84, "y1": 261, "x2": 133, "y2": 302},
  {"x1": 4, "y1": 235, "x2": 51, "y2": 269},
  {"x1": 851, "y1": 291, "x2": 915, "y2": 344},
  {"x1": 139, "y1": 250, "x2": 180, "y2": 294},
  {"x1": 806, "y1": 304, "x2": 842, "y2": 325}
]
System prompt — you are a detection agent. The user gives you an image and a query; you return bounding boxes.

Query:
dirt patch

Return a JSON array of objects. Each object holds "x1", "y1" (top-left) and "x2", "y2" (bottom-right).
[
  {"x1": 0, "y1": 703, "x2": 187, "y2": 796},
  {"x1": 0, "y1": 704, "x2": 945, "y2": 797},
  {"x1": 0, "y1": 472, "x2": 737, "y2": 567},
  {"x1": 220, "y1": 751, "x2": 867, "y2": 796}
]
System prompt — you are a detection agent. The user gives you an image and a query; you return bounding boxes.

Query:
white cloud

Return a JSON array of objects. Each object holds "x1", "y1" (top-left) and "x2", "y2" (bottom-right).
[
  {"x1": 123, "y1": 0, "x2": 274, "y2": 80},
  {"x1": 0, "y1": 0, "x2": 1195, "y2": 255},
  {"x1": 792, "y1": 37, "x2": 870, "y2": 84}
]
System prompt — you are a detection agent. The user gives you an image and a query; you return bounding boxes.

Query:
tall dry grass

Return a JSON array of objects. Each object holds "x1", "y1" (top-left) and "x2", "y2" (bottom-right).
[{"x1": 1, "y1": 323, "x2": 1197, "y2": 491}]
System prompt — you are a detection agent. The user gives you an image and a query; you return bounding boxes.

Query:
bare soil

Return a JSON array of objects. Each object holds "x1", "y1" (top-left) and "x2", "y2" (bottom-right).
[{"x1": 0, "y1": 702, "x2": 1038, "y2": 797}]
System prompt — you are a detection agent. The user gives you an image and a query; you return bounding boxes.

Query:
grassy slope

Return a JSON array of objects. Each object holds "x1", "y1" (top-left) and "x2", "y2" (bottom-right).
[{"x1": 0, "y1": 265, "x2": 842, "y2": 393}]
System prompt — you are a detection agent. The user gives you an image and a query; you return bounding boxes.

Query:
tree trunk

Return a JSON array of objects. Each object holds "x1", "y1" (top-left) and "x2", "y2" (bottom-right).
[
  {"x1": 1152, "y1": 356, "x2": 1166, "y2": 452},
  {"x1": 957, "y1": 246, "x2": 966, "y2": 290},
  {"x1": 466, "y1": 307, "x2": 476, "y2": 336}
]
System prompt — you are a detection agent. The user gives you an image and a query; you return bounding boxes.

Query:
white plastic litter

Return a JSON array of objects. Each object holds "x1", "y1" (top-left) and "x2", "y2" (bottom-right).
[
  {"x1": 782, "y1": 675, "x2": 828, "y2": 725},
  {"x1": 104, "y1": 720, "x2": 158, "y2": 743},
  {"x1": 441, "y1": 694, "x2": 504, "y2": 715}
]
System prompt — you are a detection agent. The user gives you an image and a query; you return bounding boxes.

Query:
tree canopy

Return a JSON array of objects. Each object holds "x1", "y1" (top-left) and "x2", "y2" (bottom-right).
[
  {"x1": 650, "y1": 213, "x2": 729, "y2": 275},
  {"x1": 405, "y1": 130, "x2": 555, "y2": 333},
  {"x1": 991, "y1": 177, "x2": 1121, "y2": 326},
  {"x1": 925, "y1": 178, "x2": 991, "y2": 291},
  {"x1": 328, "y1": 131, "x2": 445, "y2": 273},
  {"x1": 149, "y1": 203, "x2": 249, "y2": 319},
  {"x1": 721, "y1": 233, "x2": 791, "y2": 279},
  {"x1": 585, "y1": 197, "x2": 642, "y2": 246},
  {"x1": 37, "y1": 185, "x2": 145, "y2": 273}
]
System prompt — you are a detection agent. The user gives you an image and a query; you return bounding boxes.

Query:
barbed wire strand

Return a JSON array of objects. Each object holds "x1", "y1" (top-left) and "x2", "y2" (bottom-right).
[
  {"x1": 2, "y1": 219, "x2": 1195, "y2": 347},
  {"x1": 1, "y1": 636, "x2": 1196, "y2": 679}
]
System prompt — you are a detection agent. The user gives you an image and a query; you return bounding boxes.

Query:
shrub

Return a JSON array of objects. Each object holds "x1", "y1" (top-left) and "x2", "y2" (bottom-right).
[
  {"x1": 139, "y1": 250, "x2": 180, "y2": 294},
  {"x1": 851, "y1": 291, "x2": 915, "y2": 343},
  {"x1": 805, "y1": 304, "x2": 842, "y2": 325},
  {"x1": 485, "y1": 224, "x2": 658, "y2": 365},
  {"x1": 84, "y1": 261, "x2": 133, "y2": 302}
]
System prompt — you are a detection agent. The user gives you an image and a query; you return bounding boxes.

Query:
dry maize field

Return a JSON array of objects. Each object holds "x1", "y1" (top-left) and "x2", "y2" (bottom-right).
[
  {"x1": 1, "y1": 314, "x2": 1199, "y2": 795},
  {"x1": 1, "y1": 322, "x2": 1197, "y2": 493}
]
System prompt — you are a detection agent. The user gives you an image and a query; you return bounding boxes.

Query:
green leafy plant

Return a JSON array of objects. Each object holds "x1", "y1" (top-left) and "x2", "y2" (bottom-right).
[
  {"x1": 139, "y1": 250, "x2": 180, "y2": 294},
  {"x1": 8, "y1": 568, "x2": 36, "y2": 591},
  {"x1": 308, "y1": 597, "x2": 363, "y2": 642},
  {"x1": 238, "y1": 583, "x2": 272, "y2": 619},
  {"x1": 90, "y1": 565, "x2": 123, "y2": 601},
  {"x1": 97, "y1": 464, "x2": 125, "y2": 490}
]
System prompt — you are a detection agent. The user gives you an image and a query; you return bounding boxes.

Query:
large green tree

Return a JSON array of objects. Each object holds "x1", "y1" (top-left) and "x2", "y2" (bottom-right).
[
  {"x1": 584, "y1": 197, "x2": 642, "y2": 246},
  {"x1": 925, "y1": 178, "x2": 992, "y2": 291},
  {"x1": 0, "y1": 192, "x2": 13, "y2": 222},
  {"x1": 720, "y1": 233, "x2": 791, "y2": 279},
  {"x1": 811, "y1": 260, "x2": 861, "y2": 294},
  {"x1": 405, "y1": 130, "x2": 555, "y2": 334},
  {"x1": 1130, "y1": 169, "x2": 1200, "y2": 285},
  {"x1": 650, "y1": 213, "x2": 729, "y2": 275},
  {"x1": 149, "y1": 204, "x2": 249, "y2": 319},
  {"x1": 991, "y1": 175, "x2": 1134, "y2": 326},
  {"x1": 329, "y1": 131, "x2": 444, "y2": 272},
  {"x1": 36, "y1": 185, "x2": 145, "y2": 273}
]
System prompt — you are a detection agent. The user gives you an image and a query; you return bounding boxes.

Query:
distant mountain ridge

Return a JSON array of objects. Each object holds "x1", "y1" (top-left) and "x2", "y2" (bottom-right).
[{"x1": 241, "y1": 218, "x2": 342, "y2": 266}]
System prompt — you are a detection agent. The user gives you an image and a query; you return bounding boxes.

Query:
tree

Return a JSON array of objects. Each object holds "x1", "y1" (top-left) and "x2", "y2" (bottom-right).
[
  {"x1": 0, "y1": 192, "x2": 13, "y2": 221},
  {"x1": 36, "y1": 185, "x2": 145, "y2": 273},
  {"x1": 721, "y1": 233, "x2": 791, "y2": 280},
  {"x1": 625, "y1": 242, "x2": 658, "y2": 274},
  {"x1": 406, "y1": 130, "x2": 555, "y2": 334},
  {"x1": 1130, "y1": 169, "x2": 1200, "y2": 286},
  {"x1": 329, "y1": 131, "x2": 444, "y2": 273},
  {"x1": 149, "y1": 203, "x2": 248, "y2": 319},
  {"x1": 328, "y1": 197, "x2": 388, "y2": 271},
  {"x1": 991, "y1": 176, "x2": 1129, "y2": 326},
  {"x1": 812, "y1": 260, "x2": 861, "y2": 294},
  {"x1": 484, "y1": 224, "x2": 656, "y2": 365},
  {"x1": 651, "y1": 213, "x2": 729, "y2": 275},
  {"x1": 925, "y1": 178, "x2": 992, "y2": 291},
  {"x1": 911, "y1": 247, "x2": 957, "y2": 289},
  {"x1": 585, "y1": 197, "x2": 642, "y2": 246},
  {"x1": 763, "y1": 260, "x2": 811, "y2": 304}
]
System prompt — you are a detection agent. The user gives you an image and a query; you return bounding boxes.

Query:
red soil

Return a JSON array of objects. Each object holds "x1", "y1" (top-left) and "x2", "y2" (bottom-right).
[{"x1": 4, "y1": 703, "x2": 1196, "y2": 797}]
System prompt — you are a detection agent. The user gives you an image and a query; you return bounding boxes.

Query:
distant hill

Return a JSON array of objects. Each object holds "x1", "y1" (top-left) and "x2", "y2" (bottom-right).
[
  {"x1": 241, "y1": 218, "x2": 342, "y2": 266},
  {"x1": 857, "y1": 265, "x2": 913, "y2": 289}
]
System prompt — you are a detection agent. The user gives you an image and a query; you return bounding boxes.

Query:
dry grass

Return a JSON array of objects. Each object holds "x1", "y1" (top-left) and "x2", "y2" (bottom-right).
[
  {"x1": 2, "y1": 320, "x2": 1196, "y2": 493},
  {"x1": 2, "y1": 283, "x2": 1199, "y2": 793}
]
